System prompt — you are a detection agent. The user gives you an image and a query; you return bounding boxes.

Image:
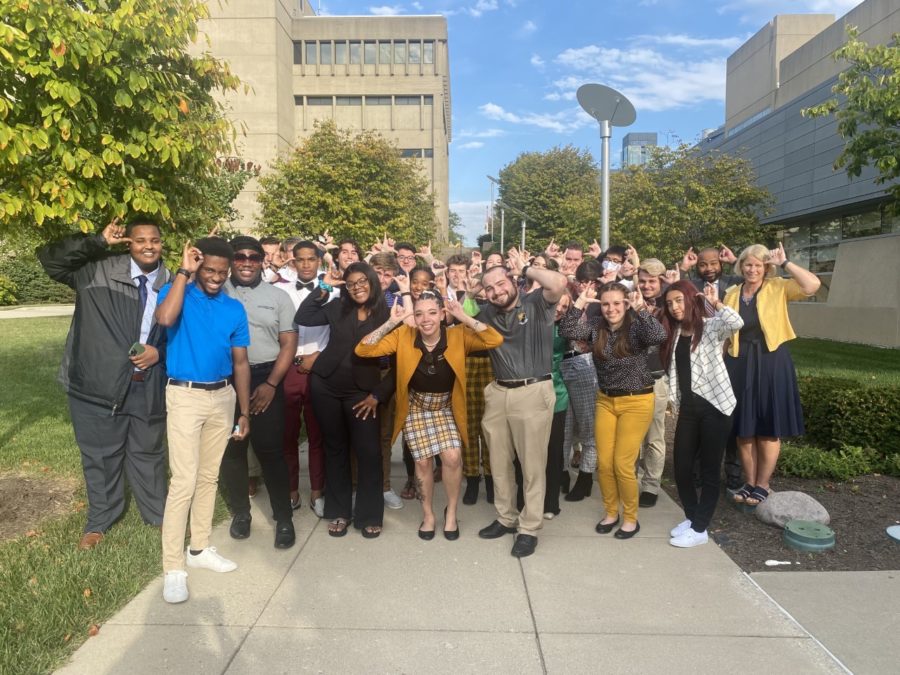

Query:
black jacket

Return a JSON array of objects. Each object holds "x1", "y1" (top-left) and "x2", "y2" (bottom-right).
[
  {"x1": 295, "y1": 289, "x2": 396, "y2": 402},
  {"x1": 38, "y1": 233, "x2": 170, "y2": 418}
]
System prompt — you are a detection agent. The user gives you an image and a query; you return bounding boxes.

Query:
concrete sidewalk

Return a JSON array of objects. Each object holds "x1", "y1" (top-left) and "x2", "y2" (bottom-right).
[
  {"x1": 58, "y1": 455, "x2": 853, "y2": 674},
  {"x1": 0, "y1": 304, "x2": 74, "y2": 319}
]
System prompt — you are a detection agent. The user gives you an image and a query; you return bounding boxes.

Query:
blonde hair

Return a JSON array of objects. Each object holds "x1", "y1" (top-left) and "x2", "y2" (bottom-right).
[
  {"x1": 639, "y1": 258, "x2": 666, "y2": 277},
  {"x1": 736, "y1": 244, "x2": 777, "y2": 278}
]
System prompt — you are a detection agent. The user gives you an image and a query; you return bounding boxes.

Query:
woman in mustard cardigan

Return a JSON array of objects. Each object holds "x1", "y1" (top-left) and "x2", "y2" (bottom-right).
[
  {"x1": 356, "y1": 293, "x2": 503, "y2": 540},
  {"x1": 723, "y1": 243, "x2": 820, "y2": 506}
]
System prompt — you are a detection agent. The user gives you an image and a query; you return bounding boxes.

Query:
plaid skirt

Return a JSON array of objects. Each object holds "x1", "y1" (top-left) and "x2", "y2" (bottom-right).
[{"x1": 403, "y1": 390, "x2": 461, "y2": 460}]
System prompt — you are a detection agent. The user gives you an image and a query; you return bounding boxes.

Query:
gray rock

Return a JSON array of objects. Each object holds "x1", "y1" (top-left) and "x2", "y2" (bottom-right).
[{"x1": 755, "y1": 490, "x2": 830, "y2": 528}]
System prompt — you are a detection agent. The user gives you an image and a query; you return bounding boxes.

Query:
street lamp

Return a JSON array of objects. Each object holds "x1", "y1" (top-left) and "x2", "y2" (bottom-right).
[
  {"x1": 498, "y1": 201, "x2": 529, "y2": 251},
  {"x1": 576, "y1": 84, "x2": 636, "y2": 251},
  {"x1": 487, "y1": 175, "x2": 502, "y2": 251}
]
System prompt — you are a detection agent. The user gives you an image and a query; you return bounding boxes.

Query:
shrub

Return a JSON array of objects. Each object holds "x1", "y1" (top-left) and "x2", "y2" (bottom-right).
[
  {"x1": 778, "y1": 443, "x2": 879, "y2": 481},
  {"x1": 0, "y1": 254, "x2": 75, "y2": 305},
  {"x1": 0, "y1": 274, "x2": 17, "y2": 306}
]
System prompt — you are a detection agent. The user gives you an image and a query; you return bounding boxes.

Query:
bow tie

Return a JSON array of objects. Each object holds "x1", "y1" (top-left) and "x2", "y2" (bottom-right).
[{"x1": 296, "y1": 281, "x2": 316, "y2": 291}]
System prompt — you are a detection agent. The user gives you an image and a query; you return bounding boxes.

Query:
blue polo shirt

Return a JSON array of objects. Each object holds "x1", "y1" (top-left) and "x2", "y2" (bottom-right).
[{"x1": 158, "y1": 282, "x2": 250, "y2": 382}]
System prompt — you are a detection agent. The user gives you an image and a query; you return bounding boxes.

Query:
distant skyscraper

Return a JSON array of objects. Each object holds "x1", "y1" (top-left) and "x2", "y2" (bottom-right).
[{"x1": 621, "y1": 132, "x2": 658, "y2": 167}]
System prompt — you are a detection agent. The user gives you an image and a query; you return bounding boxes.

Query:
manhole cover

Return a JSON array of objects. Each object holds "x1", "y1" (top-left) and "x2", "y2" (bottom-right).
[{"x1": 783, "y1": 519, "x2": 835, "y2": 552}]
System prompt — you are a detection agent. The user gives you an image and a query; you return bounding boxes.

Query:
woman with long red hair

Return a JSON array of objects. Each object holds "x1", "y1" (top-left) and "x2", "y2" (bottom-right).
[{"x1": 659, "y1": 281, "x2": 743, "y2": 548}]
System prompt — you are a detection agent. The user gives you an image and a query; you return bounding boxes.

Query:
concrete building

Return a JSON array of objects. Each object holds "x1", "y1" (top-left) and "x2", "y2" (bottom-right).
[
  {"x1": 197, "y1": 0, "x2": 451, "y2": 238},
  {"x1": 621, "y1": 132, "x2": 658, "y2": 167},
  {"x1": 702, "y1": 0, "x2": 899, "y2": 347}
]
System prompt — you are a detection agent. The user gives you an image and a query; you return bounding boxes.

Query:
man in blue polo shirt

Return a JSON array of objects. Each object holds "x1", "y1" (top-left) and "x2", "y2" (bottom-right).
[{"x1": 155, "y1": 237, "x2": 251, "y2": 604}]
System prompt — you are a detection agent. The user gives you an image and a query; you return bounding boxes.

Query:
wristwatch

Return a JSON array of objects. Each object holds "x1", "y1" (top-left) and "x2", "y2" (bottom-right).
[{"x1": 176, "y1": 268, "x2": 191, "y2": 279}]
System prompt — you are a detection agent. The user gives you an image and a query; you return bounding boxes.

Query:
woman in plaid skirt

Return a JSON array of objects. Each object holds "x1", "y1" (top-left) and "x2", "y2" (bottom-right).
[{"x1": 356, "y1": 292, "x2": 502, "y2": 540}]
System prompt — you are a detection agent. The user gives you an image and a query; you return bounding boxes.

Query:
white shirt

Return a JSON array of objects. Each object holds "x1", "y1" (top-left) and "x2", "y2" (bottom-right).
[
  {"x1": 272, "y1": 277, "x2": 330, "y2": 356},
  {"x1": 130, "y1": 260, "x2": 160, "y2": 344}
]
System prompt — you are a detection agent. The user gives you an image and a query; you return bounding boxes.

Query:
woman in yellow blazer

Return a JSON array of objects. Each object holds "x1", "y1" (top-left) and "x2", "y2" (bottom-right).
[
  {"x1": 356, "y1": 292, "x2": 503, "y2": 540},
  {"x1": 723, "y1": 242, "x2": 820, "y2": 506}
]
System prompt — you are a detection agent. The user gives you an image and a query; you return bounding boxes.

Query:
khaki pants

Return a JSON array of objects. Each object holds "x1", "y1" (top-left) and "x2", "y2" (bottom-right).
[
  {"x1": 637, "y1": 378, "x2": 668, "y2": 495},
  {"x1": 161, "y1": 384, "x2": 235, "y2": 573},
  {"x1": 481, "y1": 380, "x2": 554, "y2": 536}
]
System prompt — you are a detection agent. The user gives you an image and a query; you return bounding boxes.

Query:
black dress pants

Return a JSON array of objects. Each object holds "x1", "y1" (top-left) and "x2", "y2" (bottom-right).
[
  {"x1": 310, "y1": 373, "x2": 384, "y2": 529},
  {"x1": 220, "y1": 364, "x2": 293, "y2": 523},
  {"x1": 673, "y1": 394, "x2": 732, "y2": 533}
]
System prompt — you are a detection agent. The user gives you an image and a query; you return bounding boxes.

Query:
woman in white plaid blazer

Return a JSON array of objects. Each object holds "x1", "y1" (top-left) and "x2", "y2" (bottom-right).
[{"x1": 659, "y1": 280, "x2": 743, "y2": 548}]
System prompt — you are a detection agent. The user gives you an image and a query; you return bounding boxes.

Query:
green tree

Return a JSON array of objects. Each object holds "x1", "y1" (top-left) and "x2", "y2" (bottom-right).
[
  {"x1": 257, "y1": 120, "x2": 436, "y2": 246},
  {"x1": 0, "y1": 0, "x2": 242, "y2": 242},
  {"x1": 803, "y1": 27, "x2": 900, "y2": 209},
  {"x1": 495, "y1": 145, "x2": 600, "y2": 250},
  {"x1": 447, "y1": 209, "x2": 465, "y2": 246},
  {"x1": 610, "y1": 145, "x2": 772, "y2": 265}
]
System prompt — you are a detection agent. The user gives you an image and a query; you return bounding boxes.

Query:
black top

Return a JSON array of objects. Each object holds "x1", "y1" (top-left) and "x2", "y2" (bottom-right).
[
  {"x1": 409, "y1": 328, "x2": 455, "y2": 393},
  {"x1": 559, "y1": 306, "x2": 667, "y2": 392},
  {"x1": 675, "y1": 335, "x2": 693, "y2": 400},
  {"x1": 737, "y1": 287, "x2": 766, "y2": 355}
]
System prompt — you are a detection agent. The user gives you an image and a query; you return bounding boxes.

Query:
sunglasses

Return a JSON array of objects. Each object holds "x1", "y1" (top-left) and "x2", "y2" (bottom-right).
[
  {"x1": 234, "y1": 253, "x2": 264, "y2": 263},
  {"x1": 423, "y1": 351, "x2": 437, "y2": 376}
]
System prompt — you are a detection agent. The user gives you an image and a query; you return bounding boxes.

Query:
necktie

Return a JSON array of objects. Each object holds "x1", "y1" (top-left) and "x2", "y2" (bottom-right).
[
  {"x1": 137, "y1": 275, "x2": 148, "y2": 315},
  {"x1": 296, "y1": 280, "x2": 316, "y2": 291}
]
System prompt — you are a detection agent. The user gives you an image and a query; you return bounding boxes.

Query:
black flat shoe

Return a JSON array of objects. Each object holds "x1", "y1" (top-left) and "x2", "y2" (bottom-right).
[
  {"x1": 639, "y1": 491, "x2": 658, "y2": 507},
  {"x1": 230, "y1": 513, "x2": 251, "y2": 540},
  {"x1": 418, "y1": 522, "x2": 435, "y2": 541},
  {"x1": 511, "y1": 534, "x2": 537, "y2": 558},
  {"x1": 595, "y1": 516, "x2": 620, "y2": 534},
  {"x1": 478, "y1": 519, "x2": 516, "y2": 539},
  {"x1": 614, "y1": 522, "x2": 640, "y2": 539},
  {"x1": 274, "y1": 521, "x2": 295, "y2": 549},
  {"x1": 443, "y1": 506, "x2": 460, "y2": 541}
]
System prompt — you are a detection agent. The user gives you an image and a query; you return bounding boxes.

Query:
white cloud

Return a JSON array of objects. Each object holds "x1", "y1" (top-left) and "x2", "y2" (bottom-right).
[
  {"x1": 369, "y1": 5, "x2": 403, "y2": 15},
  {"x1": 450, "y1": 200, "x2": 492, "y2": 245},
  {"x1": 468, "y1": 0, "x2": 499, "y2": 17},
  {"x1": 718, "y1": 0, "x2": 861, "y2": 24},
  {"x1": 458, "y1": 128, "x2": 506, "y2": 138},
  {"x1": 530, "y1": 53, "x2": 545, "y2": 68},
  {"x1": 520, "y1": 20, "x2": 537, "y2": 36},
  {"x1": 411, "y1": 1, "x2": 423, "y2": 9},
  {"x1": 458, "y1": 141, "x2": 485, "y2": 149},
  {"x1": 479, "y1": 102, "x2": 593, "y2": 134},
  {"x1": 636, "y1": 33, "x2": 745, "y2": 50}
]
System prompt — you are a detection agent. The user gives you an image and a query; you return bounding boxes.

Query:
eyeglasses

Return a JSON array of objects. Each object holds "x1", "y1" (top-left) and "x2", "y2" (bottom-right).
[
  {"x1": 397, "y1": 255, "x2": 416, "y2": 262},
  {"x1": 423, "y1": 351, "x2": 436, "y2": 376},
  {"x1": 233, "y1": 253, "x2": 264, "y2": 263},
  {"x1": 345, "y1": 278, "x2": 369, "y2": 290}
]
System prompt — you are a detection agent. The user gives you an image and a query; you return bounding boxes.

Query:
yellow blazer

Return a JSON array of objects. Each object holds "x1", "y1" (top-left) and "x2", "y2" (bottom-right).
[
  {"x1": 355, "y1": 324, "x2": 503, "y2": 448},
  {"x1": 723, "y1": 277, "x2": 808, "y2": 357}
]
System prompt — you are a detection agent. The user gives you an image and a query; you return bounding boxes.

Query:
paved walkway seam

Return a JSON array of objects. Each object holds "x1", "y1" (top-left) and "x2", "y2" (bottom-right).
[{"x1": 518, "y1": 561, "x2": 548, "y2": 675}]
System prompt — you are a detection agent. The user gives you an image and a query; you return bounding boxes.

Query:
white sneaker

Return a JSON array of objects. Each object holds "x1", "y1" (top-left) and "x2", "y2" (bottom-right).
[
  {"x1": 543, "y1": 512, "x2": 555, "y2": 520},
  {"x1": 670, "y1": 519, "x2": 692, "y2": 538},
  {"x1": 311, "y1": 497, "x2": 325, "y2": 518},
  {"x1": 185, "y1": 546, "x2": 238, "y2": 572},
  {"x1": 670, "y1": 528, "x2": 709, "y2": 548},
  {"x1": 163, "y1": 570, "x2": 189, "y2": 603},
  {"x1": 383, "y1": 489, "x2": 403, "y2": 510}
]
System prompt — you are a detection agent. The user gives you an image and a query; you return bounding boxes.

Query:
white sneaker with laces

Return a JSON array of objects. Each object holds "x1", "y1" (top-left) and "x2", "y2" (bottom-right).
[
  {"x1": 670, "y1": 528, "x2": 708, "y2": 548},
  {"x1": 311, "y1": 497, "x2": 325, "y2": 518},
  {"x1": 383, "y1": 489, "x2": 404, "y2": 510},
  {"x1": 163, "y1": 570, "x2": 189, "y2": 603},
  {"x1": 185, "y1": 546, "x2": 238, "y2": 572},
  {"x1": 670, "y1": 519, "x2": 692, "y2": 538}
]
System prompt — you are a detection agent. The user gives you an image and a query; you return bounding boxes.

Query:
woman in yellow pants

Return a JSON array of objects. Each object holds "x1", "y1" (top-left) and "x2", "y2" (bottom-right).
[{"x1": 559, "y1": 281, "x2": 666, "y2": 538}]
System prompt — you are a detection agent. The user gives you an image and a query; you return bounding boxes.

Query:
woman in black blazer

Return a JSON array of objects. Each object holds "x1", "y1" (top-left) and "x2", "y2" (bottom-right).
[{"x1": 296, "y1": 262, "x2": 395, "y2": 538}]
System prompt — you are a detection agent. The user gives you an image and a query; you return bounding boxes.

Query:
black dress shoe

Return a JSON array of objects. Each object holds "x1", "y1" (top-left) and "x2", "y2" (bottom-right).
[
  {"x1": 418, "y1": 523, "x2": 435, "y2": 541},
  {"x1": 274, "y1": 521, "x2": 296, "y2": 549},
  {"x1": 510, "y1": 534, "x2": 537, "y2": 558},
  {"x1": 564, "y1": 471, "x2": 593, "y2": 502},
  {"x1": 462, "y1": 476, "x2": 480, "y2": 505},
  {"x1": 230, "y1": 513, "x2": 251, "y2": 539},
  {"x1": 595, "y1": 516, "x2": 620, "y2": 534},
  {"x1": 614, "y1": 522, "x2": 640, "y2": 539},
  {"x1": 560, "y1": 471, "x2": 571, "y2": 494},
  {"x1": 443, "y1": 506, "x2": 460, "y2": 541},
  {"x1": 478, "y1": 520, "x2": 517, "y2": 539},
  {"x1": 639, "y1": 491, "x2": 658, "y2": 507},
  {"x1": 484, "y1": 476, "x2": 495, "y2": 504}
]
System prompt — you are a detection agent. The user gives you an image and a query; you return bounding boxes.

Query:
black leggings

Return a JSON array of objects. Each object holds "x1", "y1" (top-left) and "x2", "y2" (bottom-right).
[{"x1": 673, "y1": 394, "x2": 732, "y2": 533}]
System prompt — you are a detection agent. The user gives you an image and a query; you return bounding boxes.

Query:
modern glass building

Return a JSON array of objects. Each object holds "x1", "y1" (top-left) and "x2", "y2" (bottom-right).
[{"x1": 621, "y1": 132, "x2": 658, "y2": 168}]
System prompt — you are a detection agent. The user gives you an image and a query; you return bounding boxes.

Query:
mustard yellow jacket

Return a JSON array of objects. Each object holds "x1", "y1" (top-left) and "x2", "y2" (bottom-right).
[
  {"x1": 723, "y1": 277, "x2": 808, "y2": 357},
  {"x1": 355, "y1": 324, "x2": 503, "y2": 448}
]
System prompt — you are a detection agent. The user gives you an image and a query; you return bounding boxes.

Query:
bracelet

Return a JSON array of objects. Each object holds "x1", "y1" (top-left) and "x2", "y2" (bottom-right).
[
  {"x1": 319, "y1": 282, "x2": 333, "y2": 292},
  {"x1": 472, "y1": 320, "x2": 482, "y2": 330},
  {"x1": 262, "y1": 381, "x2": 276, "y2": 389},
  {"x1": 176, "y1": 268, "x2": 191, "y2": 279},
  {"x1": 401, "y1": 292, "x2": 411, "y2": 296},
  {"x1": 780, "y1": 259, "x2": 790, "y2": 269},
  {"x1": 239, "y1": 413, "x2": 249, "y2": 419}
]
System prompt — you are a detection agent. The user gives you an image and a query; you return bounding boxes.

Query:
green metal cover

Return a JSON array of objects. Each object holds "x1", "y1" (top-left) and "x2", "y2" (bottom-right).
[{"x1": 783, "y1": 519, "x2": 835, "y2": 553}]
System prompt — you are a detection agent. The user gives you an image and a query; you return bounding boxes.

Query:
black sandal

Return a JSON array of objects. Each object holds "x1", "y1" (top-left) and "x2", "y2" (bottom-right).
[
  {"x1": 328, "y1": 518, "x2": 349, "y2": 537},
  {"x1": 733, "y1": 483, "x2": 753, "y2": 503},
  {"x1": 745, "y1": 486, "x2": 769, "y2": 506},
  {"x1": 361, "y1": 525, "x2": 382, "y2": 539}
]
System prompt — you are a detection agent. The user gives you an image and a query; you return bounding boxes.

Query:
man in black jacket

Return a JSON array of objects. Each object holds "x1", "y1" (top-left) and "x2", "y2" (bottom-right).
[{"x1": 38, "y1": 215, "x2": 171, "y2": 549}]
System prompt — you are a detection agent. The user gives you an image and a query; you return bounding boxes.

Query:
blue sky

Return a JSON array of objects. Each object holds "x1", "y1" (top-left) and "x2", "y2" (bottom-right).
[{"x1": 319, "y1": 0, "x2": 863, "y2": 244}]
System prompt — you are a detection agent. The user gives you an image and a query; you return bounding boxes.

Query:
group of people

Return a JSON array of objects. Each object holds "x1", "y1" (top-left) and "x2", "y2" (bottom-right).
[{"x1": 40, "y1": 215, "x2": 820, "y2": 604}]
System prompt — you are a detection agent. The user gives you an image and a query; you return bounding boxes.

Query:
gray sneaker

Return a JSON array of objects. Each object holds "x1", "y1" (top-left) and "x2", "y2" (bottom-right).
[{"x1": 383, "y1": 489, "x2": 403, "y2": 510}]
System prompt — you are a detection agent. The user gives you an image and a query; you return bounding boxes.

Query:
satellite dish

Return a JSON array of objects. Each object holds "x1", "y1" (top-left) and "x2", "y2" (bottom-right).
[{"x1": 577, "y1": 84, "x2": 636, "y2": 127}]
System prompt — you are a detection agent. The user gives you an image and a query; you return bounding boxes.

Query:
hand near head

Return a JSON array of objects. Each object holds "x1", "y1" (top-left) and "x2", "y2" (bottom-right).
[
  {"x1": 664, "y1": 265, "x2": 680, "y2": 285},
  {"x1": 433, "y1": 270, "x2": 448, "y2": 296},
  {"x1": 506, "y1": 247, "x2": 526, "y2": 276},
  {"x1": 627, "y1": 289, "x2": 645, "y2": 312},
  {"x1": 576, "y1": 281, "x2": 599, "y2": 307},
  {"x1": 394, "y1": 273, "x2": 410, "y2": 294},
  {"x1": 102, "y1": 217, "x2": 130, "y2": 246},
  {"x1": 207, "y1": 224, "x2": 220, "y2": 239},
  {"x1": 391, "y1": 297, "x2": 412, "y2": 322},
  {"x1": 444, "y1": 297, "x2": 466, "y2": 323},
  {"x1": 545, "y1": 238, "x2": 560, "y2": 257},
  {"x1": 181, "y1": 241, "x2": 202, "y2": 273},
  {"x1": 587, "y1": 239, "x2": 602, "y2": 259},
  {"x1": 625, "y1": 244, "x2": 640, "y2": 269},
  {"x1": 719, "y1": 245, "x2": 737, "y2": 264},
  {"x1": 599, "y1": 268, "x2": 617, "y2": 284},
  {"x1": 418, "y1": 241, "x2": 433, "y2": 263},
  {"x1": 703, "y1": 282, "x2": 720, "y2": 306},
  {"x1": 768, "y1": 242, "x2": 787, "y2": 266},
  {"x1": 681, "y1": 247, "x2": 698, "y2": 270},
  {"x1": 324, "y1": 263, "x2": 344, "y2": 286}
]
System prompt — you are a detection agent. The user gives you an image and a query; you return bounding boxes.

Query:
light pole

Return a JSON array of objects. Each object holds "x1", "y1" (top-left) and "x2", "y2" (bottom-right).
[
  {"x1": 577, "y1": 84, "x2": 636, "y2": 252},
  {"x1": 487, "y1": 174, "x2": 502, "y2": 251},
  {"x1": 498, "y1": 201, "x2": 529, "y2": 251}
]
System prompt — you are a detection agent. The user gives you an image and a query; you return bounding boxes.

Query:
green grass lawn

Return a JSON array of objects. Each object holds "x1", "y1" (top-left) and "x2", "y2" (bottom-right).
[{"x1": 789, "y1": 337, "x2": 900, "y2": 386}]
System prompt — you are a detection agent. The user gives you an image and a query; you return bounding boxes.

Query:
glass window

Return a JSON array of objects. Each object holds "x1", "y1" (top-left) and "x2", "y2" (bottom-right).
[
  {"x1": 293, "y1": 95, "x2": 303, "y2": 106},
  {"x1": 400, "y1": 149, "x2": 421, "y2": 158},
  {"x1": 423, "y1": 95, "x2": 433, "y2": 106},
  {"x1": 423, "y1": 41, "x2": 434, "y2": 64},
  {"x1": 336, "y1": 96, "x2": 362, "y2": 106},
  {"x1": 364, "y1": 41, "x2": 377, "y2": 64},
  {"x1": 306, "y1": 96, "x2": 332, "y2": 106},
  {"x1": 320, "y1": 42, "x2": 332, "y2": 65},
  {"x1": 811, "y1": 218, "x2": 841, "y2": 246},
  {"x1": 293, "y1": 42, "x2": 302, "y2": 65},
  {"x1": 887, "y1": 208, "x2": 900, "y2": 234},
  {"x1": 335, "y1": 42, "x2": 347, "y2": 65},
  {"x1": 423, "y1": 148, "x2": 434, "y2": 158},
  {"x1": 379, "y1": 42, "x2": 392, "y2": 65},
  {"x1": 395, "y1": 96, "x2": 420, "y2": 106},
  {"x1": 394, "y1": 41, "x2": 406, "y2": 64},
  {"x1": 809, "y1": 244, "x2": 838, "y2": 274},
  {"x1": 843, "y1": 210, "x2": 882, "y2": 239},
  {"x1": 408, "y1": 42, "x2": 421, "y2": 64},
  {"x1": 366, "y1": 96, "x2": 392, "y2": 106},
  {"x1": 350, "y1": 41, "x2": 361, "y2": 64},
  {"x1": 305, "y1": 42, "x2": 317, "y2": 65}
]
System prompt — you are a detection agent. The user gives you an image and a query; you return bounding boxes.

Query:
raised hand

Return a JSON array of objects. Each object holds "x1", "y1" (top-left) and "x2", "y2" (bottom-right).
[
  {"x1": 324, "y1": 262, "x2": 344, "y2": 287},
  {"x1": 394, "y1": 274, "x2": 410, "y2": 295},
  {"x1": 391, "y1": 297, "x2": 412, "y2": 322},
  {"x1": 433, "y1": 269, "x2": 448, "y2": 297},
  {"x1": 444, "y1": 297, "x2": 466, "y2": 323},
  {"x1": 506, "y1": 247, "x2": 525, "y2": 276},
  {"x1": 418, "y1": 240, "x2": 433, "y2": 263},
  {"x1": 664, "y1": 265, "x2": 681, "y2": 285},
  {"x1": 101, "y1": 217, "x2": 129, "y2": 246},
  {"x1": 681, "y1": 247, "x2": 698, "y2": 271},
  {"x1": 719, "y1": 245, "x2": 737, "y2": 265},
  {"x1": 599, "y1": 268, "x2": 617, "y2": 284},
  {"x1": 576, "y1": 281, "x2": 600, "y2": 307},
  {"x1": 181, "y1": 241, "x2": 202, "y2": 273},
  {"x1": 768, "y1": 242, "x2": 787, "y2": 267},
  {"x1": 703, "y1": 282, "x2": 720, "y2": 307},
  {"x1": 587, "y1": 239, "x2": 602, "y2": 259},
  {"x1": 627, "y1": 289, "x2": 645, "y2": 312},
  {"x1": 545, "y1": 238, "x2": 560, "y2": 257}
]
